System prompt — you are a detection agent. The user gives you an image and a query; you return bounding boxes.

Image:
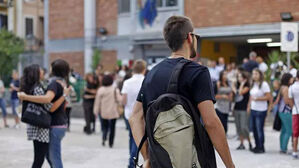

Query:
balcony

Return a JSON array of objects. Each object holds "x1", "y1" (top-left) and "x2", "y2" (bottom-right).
[{"x1": 0, "y1": 0, "x2": 12, "y2": 8}]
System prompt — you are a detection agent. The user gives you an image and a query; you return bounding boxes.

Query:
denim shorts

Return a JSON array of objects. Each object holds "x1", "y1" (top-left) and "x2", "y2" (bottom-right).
[
  {"x1": 11, "y1": 99, "x2": 19, "y2": 116},
  {"x1": 0, "y1": 98, "x2": 7, "y2": 117}
]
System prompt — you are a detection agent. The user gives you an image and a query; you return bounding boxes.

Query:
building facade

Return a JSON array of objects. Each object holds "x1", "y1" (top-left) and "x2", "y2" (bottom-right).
[
  {"x1": 0, "y1": 0, "x2": 45, "y2": 69},
  {"x1": 45, "y1": 0, "x2": 299, "y2": 75}
]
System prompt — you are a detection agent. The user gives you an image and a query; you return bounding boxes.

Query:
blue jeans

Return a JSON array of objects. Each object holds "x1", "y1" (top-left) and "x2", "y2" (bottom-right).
[
  {"x1": 251, "y1": 110, "x2": 267, "y2": 149},
  {"x1": 0, "y1": 98, "x2": 7, "y2": 117},
  {"x1": 11, "y1": 99, "x2": 19, "y2": 116},
  {"x1": 49, "y1": 128, "x2": 66, "y2": 168},
  {"x1": 128, "y1": 122, "x2": 137, "y2": 168}
]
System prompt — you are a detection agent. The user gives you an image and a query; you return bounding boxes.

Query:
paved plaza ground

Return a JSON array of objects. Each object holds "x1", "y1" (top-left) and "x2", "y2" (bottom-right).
[{"x1": 0, "y1": 118, "x2": 298, "y2": 168}]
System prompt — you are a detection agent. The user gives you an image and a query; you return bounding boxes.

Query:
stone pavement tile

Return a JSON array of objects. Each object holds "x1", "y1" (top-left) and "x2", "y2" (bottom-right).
[{"x1": 1, "y1": 118, "x2": 299, "y2": 168}]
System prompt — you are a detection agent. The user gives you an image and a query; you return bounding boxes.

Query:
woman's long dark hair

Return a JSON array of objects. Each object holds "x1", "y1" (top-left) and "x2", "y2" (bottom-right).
[
  {"x1": 219, "y1": 70, "x2": 229, "y2": 87},
  {"x1": 281, "y1": 73, "x2": 293, "y2": 87},
  {"x1": 252, "y1": 68, "x2": 264, "y2": 89},
  {"x1": 20, "y1": 64, "x2": 40, "y2": 94},
  {"x1": 51, "y1": 59, "x2": 70, "y2": 86}
]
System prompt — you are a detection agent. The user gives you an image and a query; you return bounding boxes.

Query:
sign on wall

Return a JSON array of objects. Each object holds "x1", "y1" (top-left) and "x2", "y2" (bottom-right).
[{"x1": 281, "y1": 22, "x2": 298, "y2": 52}]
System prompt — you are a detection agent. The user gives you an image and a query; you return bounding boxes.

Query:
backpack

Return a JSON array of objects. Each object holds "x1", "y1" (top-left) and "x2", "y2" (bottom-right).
[{"x1": 134, "y1": 59, "x2": 216, "y2": 168}]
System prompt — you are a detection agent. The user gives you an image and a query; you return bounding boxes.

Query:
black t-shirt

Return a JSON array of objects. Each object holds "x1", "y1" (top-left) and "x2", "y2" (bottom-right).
[
  {"x1": 11, "y1": 79, "x2": 20, "y2": 100},
  {"x1": 47, "y1": 81, "x2": 66, "y2": 126},
  {"x1": 137, "y1": 57, "x2": 216, "y2": 114},
  {"x1": 234, "y1": 82, "x2": 250, "y2": 110}
]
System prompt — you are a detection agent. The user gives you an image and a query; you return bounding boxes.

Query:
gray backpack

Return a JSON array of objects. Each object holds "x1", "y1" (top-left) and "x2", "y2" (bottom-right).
[{"x1": 134, "y1": 59, "x2": 216, "y2": 168}]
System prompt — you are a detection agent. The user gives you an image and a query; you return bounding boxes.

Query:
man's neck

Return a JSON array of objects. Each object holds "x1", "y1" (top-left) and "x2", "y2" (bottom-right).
[{"x1": 170, "y1": 51, "x2": 189, "y2": 59}]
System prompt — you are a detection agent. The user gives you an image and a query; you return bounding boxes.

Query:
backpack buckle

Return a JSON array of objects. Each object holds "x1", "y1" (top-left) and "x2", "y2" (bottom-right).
[{"x1": 133, "y1": 157, "x2": 143, "y2": 168}]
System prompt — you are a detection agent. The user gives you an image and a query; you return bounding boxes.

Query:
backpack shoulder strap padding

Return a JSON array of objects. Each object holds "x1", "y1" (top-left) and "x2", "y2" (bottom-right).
[{"x1": 167, "y1": 59, "x2": 191, "y2": 94}]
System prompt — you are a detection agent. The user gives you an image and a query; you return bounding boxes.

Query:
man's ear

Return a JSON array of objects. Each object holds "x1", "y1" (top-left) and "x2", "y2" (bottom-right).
[{"x1": 187, "y1": 33, "x2": 192, "y2": 44}]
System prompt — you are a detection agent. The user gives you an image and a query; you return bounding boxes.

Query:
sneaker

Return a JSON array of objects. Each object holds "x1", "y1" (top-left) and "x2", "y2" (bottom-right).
[
  {"x1": 279, "y1": 150, "x2": 287, "y2": 154},
  {"x1": 4, "y1": 125, "x2": 9, "y2": 128},
  {"x1": 236, "y1": 144, "x2": 245, "y2": 150},
  {"x1": 253, "y1": 148, "x2": 265, "y2": 154},
  {"x1": 250, "y1": 147, "x2": 257, "y2": 153},
  {"x1": 14, "y1": 124, "x2": 20, "y2": 129},
  {"x1": 292, "y1": 152, "x2": 298, "y2": 159},
  {"x1": 249, "y1": 143, "x2": 253, "y2": 151}
]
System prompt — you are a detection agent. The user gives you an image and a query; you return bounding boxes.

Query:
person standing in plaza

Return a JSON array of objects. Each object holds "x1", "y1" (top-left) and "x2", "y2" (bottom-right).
[
  {"x1": 257, "y1": 56, "x2": 268, "y2": 74},
  {"x1": 94, "y1": 74, "x2": 122, "y2": 148},
  {"x1": 247, "y1": 68, "x2": 272, "y2": 154},
  {"x1": 215, "y1": 70, "x2": 233, "y2": 133},
  {"x1": 275, "y1": 73, "x2": 294, "y2": 154},
  {"x1": 19, "y1": 64, "x2": 68, "y2": 168},
  {"x1": 289, "y1": 70, "x2": 299, "y2": 159},
  {"x1": 83, "y1": 73, "x2": 98, "y2": 134},
  {"x1": 19, "y1": 59, "x2": 71, "y2": 168},
  {"x1": 242, "y1": 51, "x2": 259, "y2": 73},
  {"x1": 232, "y1": 71, "x2": 252, "y2": 150},
  {"x1": 129, "y1": 16, "x2": 234, "y2": 168},
  {"x1": 216, "y1": 57, "x2": 226, "y2": 73},
  {"x1": 121, "y1": 60, "x2": 146, "y2": 168},
  {"x1": 0, "y1": 76, "x2": 8, "y2": 127},
  {"x1": 10, "y1": 70, "x2": 21, "y2": 128}
]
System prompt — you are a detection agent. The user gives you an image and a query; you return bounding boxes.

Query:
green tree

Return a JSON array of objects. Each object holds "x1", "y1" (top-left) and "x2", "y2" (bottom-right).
[
  {"x1": 0, "y1": 29, "x2": 24, "y2": 85},
  {"x1": 91, "y1": 48, "x2": 102, "y2": 71}
]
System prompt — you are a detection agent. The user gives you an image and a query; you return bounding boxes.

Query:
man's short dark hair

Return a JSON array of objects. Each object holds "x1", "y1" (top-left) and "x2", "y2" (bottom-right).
[{"x1": 163, "y1": 16, "x2": 193, "y2": 52}]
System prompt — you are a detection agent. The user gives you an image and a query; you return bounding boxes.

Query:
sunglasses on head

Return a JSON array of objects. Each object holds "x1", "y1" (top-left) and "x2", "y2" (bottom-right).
[{"x1": 187, "y1": 33, "x2": 200, "y2": 42}]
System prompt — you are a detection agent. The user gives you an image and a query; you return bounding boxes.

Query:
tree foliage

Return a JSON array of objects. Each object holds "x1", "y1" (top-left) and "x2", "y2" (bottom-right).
[
  {"x1": 91, "y1": 48, "x2": 102, "y2": 72},
  {"x1": 0, "y1": 29, "x2": 25, "y2": 85}
]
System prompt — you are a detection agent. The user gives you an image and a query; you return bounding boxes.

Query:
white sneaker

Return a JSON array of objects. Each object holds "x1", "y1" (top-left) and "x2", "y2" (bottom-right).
[
  {"x1": 292, "y1": 152, "x2": 298, "y2": 159},
  {"x1": 14, "y1": 124, "x2": 21, "y2": 129}
]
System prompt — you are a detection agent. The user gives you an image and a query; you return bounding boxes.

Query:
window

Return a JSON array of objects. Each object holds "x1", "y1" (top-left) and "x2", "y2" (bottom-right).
[
  {"x1": 0, "y1": 14, "x2": 8, "y2": 29},
  {"x1": 165, "y1": 0, "x2": 177, "y2": 7},
  {"x1": 138, "y1": 0, "x2": 178, "y2": 9},
  {"x1": 119, "y1": 0, "x2": 130, "y2": 14},
  {"x1": 156, "y1": 0, "x2": 163, "y2": 7},
  {"x1": 214, "y1": 42, "x2": 220, "y2": 53},
  {"x1": 25, "y1": 18, "x2": 34, "y2": 37},
  {"x1": 156, "y1": 0, "x2": 177, "y2": 8}
]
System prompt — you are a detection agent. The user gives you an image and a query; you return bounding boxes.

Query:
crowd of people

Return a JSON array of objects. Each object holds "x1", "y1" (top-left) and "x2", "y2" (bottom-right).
[
  {"x1": 206, "y1": 52, "x2": 299, "y2": 159},
  {"x1": 0, "y1": 15, "x2": 298, "y2": 168},
  {"x1": 0, "y1": 55, "x2": 298, "y2": 167},
  {"x1": 81, "y1": 60, "x2": 147, "y2": 168}
]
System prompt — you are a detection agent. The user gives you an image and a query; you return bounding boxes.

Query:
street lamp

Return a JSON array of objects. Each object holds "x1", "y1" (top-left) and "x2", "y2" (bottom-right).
[{"x1": 280, "y1": 12, "x2": 293, "y2": 21}]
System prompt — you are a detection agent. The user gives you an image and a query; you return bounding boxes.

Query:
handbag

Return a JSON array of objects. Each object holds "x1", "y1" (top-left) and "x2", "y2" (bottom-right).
[
  {"x1": 21, "y1": 86, "x2": 52, "y2": 128},
  {"x1": 114, "y1": 88, "x2": 124, "y2": 116},
  {"x1": 273, "y1": 111, "x2": 281, "y2": 131}
]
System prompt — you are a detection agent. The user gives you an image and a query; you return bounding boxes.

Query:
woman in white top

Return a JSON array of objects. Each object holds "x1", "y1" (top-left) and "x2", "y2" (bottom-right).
[
  {"x1": 247, "y1": 68, "x2": 272, "y2": 154},
  {"x1": 289, "y1": 70, "x2": 299, "y2": 159}
]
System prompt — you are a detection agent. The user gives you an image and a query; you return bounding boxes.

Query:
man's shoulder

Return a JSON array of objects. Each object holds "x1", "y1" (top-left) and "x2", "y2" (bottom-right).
[{"x1": 184, "y1": 62, "x2": 209, "y2": 77}]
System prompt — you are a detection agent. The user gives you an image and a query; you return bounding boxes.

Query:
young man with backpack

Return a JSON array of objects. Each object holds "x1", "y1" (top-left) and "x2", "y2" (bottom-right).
[{"x1": 129, "y1": 16, "x2": 235, "y2": 168}]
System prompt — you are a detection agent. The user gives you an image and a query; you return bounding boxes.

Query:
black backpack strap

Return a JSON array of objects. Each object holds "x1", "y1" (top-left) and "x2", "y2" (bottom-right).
[
  {"x1": 134, "y1": 132, "x2": 148, "y2": 168},
  {"x1": 167, "y1": 59, "x2": 191, "y2": 93}
]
